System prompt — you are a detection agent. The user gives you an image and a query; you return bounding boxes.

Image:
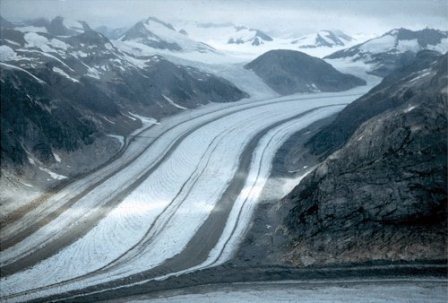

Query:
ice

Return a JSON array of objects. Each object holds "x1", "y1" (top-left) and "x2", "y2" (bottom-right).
[{"x1": 0, "y1": 89, "x2": 376, "y2": 300}]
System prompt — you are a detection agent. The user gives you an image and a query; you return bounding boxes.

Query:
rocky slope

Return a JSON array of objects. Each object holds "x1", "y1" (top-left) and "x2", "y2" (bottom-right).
[
  {"x1": 291, "y1": 30, "x2": 353, "y2": 48},
  {"x1": 245, "y1": 49, "x2": 366, "y2": 95},
  {"x1": 282, "y1": 52, "x2": 447, "y2": 266},
  {"x1": 0, "y1": 16, "x2": 247, "y2": 183},
  {"x1": 326, "y1": 28, "x2": 448, "y2": 76},
  {"x1": 307, "y1": 50, "x2": 442, "y2": 157}
]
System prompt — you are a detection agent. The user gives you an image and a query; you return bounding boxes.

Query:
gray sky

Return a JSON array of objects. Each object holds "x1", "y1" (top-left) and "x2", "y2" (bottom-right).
[{"x1": 1, "y1": 0, "x2": 447, "y2": 36}]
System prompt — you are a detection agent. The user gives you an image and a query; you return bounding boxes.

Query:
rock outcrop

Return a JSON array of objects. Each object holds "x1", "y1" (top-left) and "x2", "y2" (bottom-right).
[{"x1": 283, "y1": 52, "x2": 447, "y2": 266}]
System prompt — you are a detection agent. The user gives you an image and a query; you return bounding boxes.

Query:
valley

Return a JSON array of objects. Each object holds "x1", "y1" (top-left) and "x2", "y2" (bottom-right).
[{"x1": 1, "y1": 3, "x2": 447, "y2": 302}]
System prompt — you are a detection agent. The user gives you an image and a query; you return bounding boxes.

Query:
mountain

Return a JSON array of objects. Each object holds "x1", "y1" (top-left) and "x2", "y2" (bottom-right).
[
  {"x1": 179, "y1": 22, "x2": 273, "y2": 49},
  {"x1": 12, "y1": 16, "x2": 90, "y2": 36},
  {"x1": 291, "y1": 30, "x2": 353, "y2": 48},
  {"x1": 245, "y1": 49, "x2": 366, "y2": 95},
  {"x1": 118, "y1": 17, "x2": 215, "y2": 53},
  {"x1": 326, "y1": 28, "x2": 448, "y2": 76},
  {"x1": 0, "y1": 18, "x2": 247, "y2": 182},
  {"x1": 282, "y1": 51, "x2": 447, "y2": 266},
  {"x1": 95, "y1": 25, "x2": 128, "y2": 40}
]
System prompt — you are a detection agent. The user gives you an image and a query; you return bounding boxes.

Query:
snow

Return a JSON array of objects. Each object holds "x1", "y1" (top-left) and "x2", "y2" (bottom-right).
[
  {"x1": 18, "y1": 49, "x2": 74, "y2": 71},
  {"x1": 0, "y1": 62, "x2": 46, "y2": 85},
  {"x1": 359, "y1": 34, "x2": 395, "y2": 53},
  {"x1": 52, "y1": 67, "x2": 79, "y2": 83},
  {"x1": 5, "y1": 39, "x2": 21, "y2": 47},
  {"x1": 128, "y1": 113, "x2": 159, "y2": 126},
  {"x1": 62, "y1": 18, "x2": 84, "y2": 33},
  {"x1": 0, "y1": 45, "x2": 18, "y2": 61},
  {"x1": 23, "y1": 32, "x2": 69, "y2": 53},
  {"x1": 404, "y1": 105, "x2": 417, "y2": 113},
  {"x1": 427, "y1": 38, "x2": 448, "y2": 53},
  {"x1": 14, "y1": 26, "x2": 47, "y2": 33},
  {"x1": 163, "y1": 95, "x2": 188, "y2": 110},
  {"x1": 53, "y1": 152, "x2": 62, "y2": 163},
  {"x1": 396, "y1": 39, "x2": 420, "y2": 53},
  {"x1": 82, "y1": 63, "x2": 101, "y2": 79},
  {"x1": 38, "y1": 167, "x2": 67, "y2": 180}
]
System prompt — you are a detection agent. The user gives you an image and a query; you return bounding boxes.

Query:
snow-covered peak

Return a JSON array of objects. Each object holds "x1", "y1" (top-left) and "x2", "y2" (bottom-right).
[
  {"x1": 118, "y1": 17, "x2": 215, "y2": 53},
  {"x1": 179, "y1": 22, "x2": 273, "y2": 48},
  {"x1": 13, "y1": 16, "x2": 91, "y2": 37},
  {"x1": 329, "y1": 28, "x2": 448, "y2": 59},
  {"x1": 326, "y1": 28, "x2": 448, "y2": 76},
  {"x1": 45, "y1": 16, "x2": 89, "y2": 36},
  {"x1": 292, "y1": 30, "x2": 353, "y2": 48}
]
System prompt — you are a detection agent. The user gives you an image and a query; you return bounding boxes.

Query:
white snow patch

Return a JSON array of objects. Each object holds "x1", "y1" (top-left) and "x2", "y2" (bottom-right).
[
  {"x1": 38, "y1": 167, "x2": 67, "y2": 180},
  {"x1": 0, "y1": 45, "x2": 18, "y2": 61},
  {"x1": 427, "y1": 38, "x2": 448, "y2": 53},
  {"x1": 53, "y1": 152, "x2": 62, "y2": 163},
  {"x1": 404, "y1": 105, "x2": 417, "y2": 113},
  {"x1": 5, "y1": 39, "x2": 21, "y2": 46},
  {"x1": 23, "y1": 32, "x2": 68, "y2": 53},
  {"x1": 15, "y1": 26, "x2": 47, "y2": 33},
  {"x1": 162, "y1": 95, "x2": 187, "y2": 110},
  {"x1": 360, "y1": 34, "x2": 395, "y2": 53},
  {"x1": 52, "y1": 67, "x2": 79, "y2": 83},
  {"x1": 128, "y1": 112, "x2": 159, "y2": 125},
  {"x1": 396, "y1": 39, "x2": 420, "y2": 53},
  {"x1": 0, "y1": 62, "x2": 46, "y2": 84}
]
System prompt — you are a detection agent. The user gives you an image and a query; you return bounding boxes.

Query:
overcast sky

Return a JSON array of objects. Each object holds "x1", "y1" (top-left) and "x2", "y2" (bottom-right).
[{"x1": 1, "y1": 0, "x2": 447, "y2": 37}]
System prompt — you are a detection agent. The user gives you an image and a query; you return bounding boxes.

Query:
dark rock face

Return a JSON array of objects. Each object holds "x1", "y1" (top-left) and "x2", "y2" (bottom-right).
[
  {"x1": 245, "y1": 49, "x2": 366, "y2": 95},
  {"x1": 325, "y1": 28, "x2": 448, "y2": 77},
  {"x1": 121, "y1": 20, "x2": 182, "y2": 51},
  {"x1": 306, "y1": 50, "x2": 442, "y2": 157},
  {"x1": 283, "y1": 53, "x2": 447, "y2": 266}
]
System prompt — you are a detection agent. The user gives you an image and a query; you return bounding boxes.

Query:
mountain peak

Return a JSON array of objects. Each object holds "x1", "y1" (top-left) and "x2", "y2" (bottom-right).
[
  {"x1": 292, "y1": 30, "x2": 353, "y2": 48},
  {"x1": 144, "y1": 17, "x2": 176, "y2": 31},
  {"x1": 47, "y1": 16, "x2": 90, "y2": 36}
]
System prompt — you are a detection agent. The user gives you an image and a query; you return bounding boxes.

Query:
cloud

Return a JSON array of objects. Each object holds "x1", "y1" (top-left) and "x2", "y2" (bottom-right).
[{"x1": 1, "y1": 0, "x2": 447, "y2": 36}]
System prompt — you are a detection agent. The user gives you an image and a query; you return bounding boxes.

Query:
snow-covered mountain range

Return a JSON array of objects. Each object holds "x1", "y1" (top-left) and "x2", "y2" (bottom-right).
[
  {"x1": 326, "y1": 28, "x2": 448, "y2": 76},
  {"x1": 0, "y1": 16, "x2": 247, "y2": 187}
]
